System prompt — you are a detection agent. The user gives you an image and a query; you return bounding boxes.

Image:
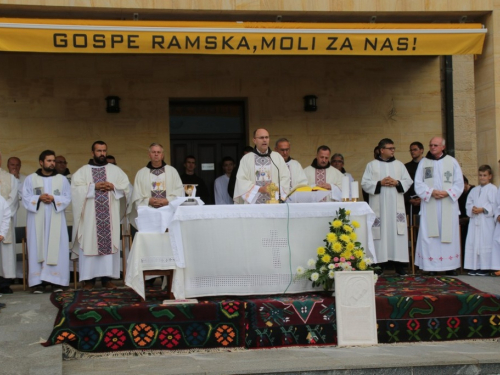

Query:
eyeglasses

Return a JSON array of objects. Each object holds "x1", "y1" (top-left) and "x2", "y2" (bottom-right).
[
  {"x1": 255, "y1": 136, "x2": 269, "y2": 140},
  {"x1": 332, "y1": 160, "x2": 344, "y2": 163},
  {"x1": 383, "y1": 147, "x2": 396, "y2": 151},
  {"x1": 429, "y1": 144, "x2": 441, "y2": 147}
]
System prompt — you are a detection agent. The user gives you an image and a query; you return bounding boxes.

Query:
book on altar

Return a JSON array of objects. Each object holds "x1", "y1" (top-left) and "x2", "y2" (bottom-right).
[
  {"x1": 286, "y1": 185, "x2": 331, "y2": 203},
  {"x1": 162, "y1": 299, "x2": 198, "y2": 305}
]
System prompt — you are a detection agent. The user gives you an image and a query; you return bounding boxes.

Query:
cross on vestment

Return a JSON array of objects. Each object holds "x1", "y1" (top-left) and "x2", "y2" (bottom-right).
[
  {"x1": 261, "y1": 229, "x2": 288, "y2": 269},
  {"x1": 444, "y1": 170, "x2": 452, "y2": 183}
]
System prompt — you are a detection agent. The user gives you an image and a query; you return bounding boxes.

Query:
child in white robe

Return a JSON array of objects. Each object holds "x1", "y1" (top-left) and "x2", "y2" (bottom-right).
[{"x1": 465, "y1": 165, "x2": 497, "y2": 276}]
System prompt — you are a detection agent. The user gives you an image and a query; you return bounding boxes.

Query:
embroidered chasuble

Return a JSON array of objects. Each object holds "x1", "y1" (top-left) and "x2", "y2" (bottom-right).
[
  {"x1": 414, "y1": 153, "x2": 464, "y2": 271},
  {"x1": 127, "y1": 163, "x2": 184, "y2": 228},
  {"x1": 234, "y1": 150, "x2": 290, "y2": 204},
  {"x1": 92, "y1": 167, "x2": 113, "y2": 255},
  {"x1": 303, "y1": 165, "x2": 343, "y2": 202}
]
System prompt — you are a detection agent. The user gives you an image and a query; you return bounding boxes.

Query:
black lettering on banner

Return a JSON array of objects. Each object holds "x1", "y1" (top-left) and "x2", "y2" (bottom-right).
[
  {"x1": 261, "y1": 37, "x2": 276, "y2": 50},
  {"x1": 340, "y1": 38, "x2": 353, "y2": 50},
  {"x1": 93, "y1": 34, "x2": 105, "y2": 48},
  {"x1": 397, "y1": 37, "x2": 409, "y2": 51},
  {"x1": 53, "y1": 33, "x2": 67, "y2": 48},
  {"x1": 298, "y1": 37, "x2": 308, "y2": 50},
  {"x1": 205, "y1": 36, "x2": 217, "y2": 49},
  {"x1": 327, "y1": 37, "x2": 338, "y2": 50},
  {"x1": 111, "y1": 35, "x2": 124, "y2": 48},
  {"x1": 128, "y1": 35, "x2": 139, "y2": 49},
  {"x1": 186, "y1": 36, "x2": 200, "y2": 49},
  {"x1": 168, "y1": 36, "x2": 181, "y2": 49},
  {"x1": 237, "y1": 36, "x2": 250, "y2": 50},
  {"x1": 73, "y1": 34, "x2": 87, "y2": 48},
  {"x1": 152, "y1": 35, "x2": 164, "y2": 49},
  {"x1": 381, "y1": 38, "x2": 393, "y2": 51},
  {"x1": 222, "y1": 36, "x2": 234, "y2": 49},
  {"x1": 364, "y1": 38, "x2": 377, "y2": 51},
  {"x1": 280, "y1": 37, "x2": 293, "y2": 50}
]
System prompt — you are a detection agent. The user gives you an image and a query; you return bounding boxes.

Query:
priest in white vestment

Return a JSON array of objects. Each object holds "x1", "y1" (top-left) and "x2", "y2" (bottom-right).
[
  {"x1": 415, "y1": 137, "x2": 464, "y2": 275},
  {"x1": 331, "y1": 153, "x2": 356, "y2": 198},
  {"x1": 361, "y1": 139, "x2": 413, "y2": 275},
  {"x1": 464, "y1": 166, "x2": 496, "y2": 275},
  {"x1": 274, "y1": 138, "x2": 308, "y2": 191},
  {"x1": 23, "y1": 150, "x2": 71, "y2": 292},
  {"x1": 0, "y1": 153, "x2": 19, "y2": 294},
  {"x1": 234, "y1": 129, "x2": 290, "y2": 204},
  {"x1": 303, "y1": 146, "x2": 343, "y2": 201},
  {"x1": 214, "y1": 156, "x2": 235, "y2": 205},
  {"x1": 128, "y1": 143, "x2": 184, "y2": 226},
  {"x1": 71, "y1": 141, "x2": 130, "y2": 289}
]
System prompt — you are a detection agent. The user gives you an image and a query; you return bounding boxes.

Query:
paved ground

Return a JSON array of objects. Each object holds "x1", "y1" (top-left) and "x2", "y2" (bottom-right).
[{"x1": 2, "y1": 275, "x2": 500, "y2": 375}]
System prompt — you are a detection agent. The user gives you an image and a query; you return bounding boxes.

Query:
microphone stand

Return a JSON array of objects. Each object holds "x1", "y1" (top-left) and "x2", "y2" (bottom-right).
[{"x1": 269, "y1": 153, "x2": 285, "y2": 203}]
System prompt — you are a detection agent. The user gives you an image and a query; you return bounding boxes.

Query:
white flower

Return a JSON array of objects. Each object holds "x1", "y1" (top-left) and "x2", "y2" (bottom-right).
[
  {"x1": 307, "y1": 258, "x2": 316, "y2": 267},
  {"x1": 320, "y1": 266, "x2": 327, "y2": 273},
  {"x1": 296, "y1": 266, "x2": 305, "y2": 275},
  {"x1": 373, "y1": 273, "x2": 379, "y2": 283},
  {"x1": 328, "y1": 263, "x2": 335, "y2": 270},
  {"x1": 364, "y1": 258, "x2": 373, "y2": 265},
  {"x1": 311, "y1": 272, "x2": 320, "y2": 281},
  {"x1": 328, "y1": 270, "x2": 335, "y2": 279}
]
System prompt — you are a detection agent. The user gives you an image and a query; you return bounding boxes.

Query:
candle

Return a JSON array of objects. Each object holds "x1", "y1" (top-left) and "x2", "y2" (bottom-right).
[
  {"x1": 341, "y1": 176, "x2": 350, "y2": 199},
  {"x1": 351, "y1": 181, "x2": 359, "y2": 199}
]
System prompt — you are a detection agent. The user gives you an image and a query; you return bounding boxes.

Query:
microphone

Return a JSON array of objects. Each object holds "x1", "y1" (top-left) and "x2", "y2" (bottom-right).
[{"x1": 269, "y1": 153, "x2": 284, "y2": 203}]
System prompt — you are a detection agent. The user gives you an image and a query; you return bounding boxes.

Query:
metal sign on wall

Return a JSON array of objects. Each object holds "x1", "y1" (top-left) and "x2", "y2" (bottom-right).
[{"x1": 0, "y1": 19, "x2": 487, "y2": 56}]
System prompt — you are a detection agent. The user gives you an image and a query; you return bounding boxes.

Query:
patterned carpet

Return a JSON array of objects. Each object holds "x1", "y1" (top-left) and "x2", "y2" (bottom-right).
[{"x1": 43, "y1": 276, "x2": 500, "y2": 354}]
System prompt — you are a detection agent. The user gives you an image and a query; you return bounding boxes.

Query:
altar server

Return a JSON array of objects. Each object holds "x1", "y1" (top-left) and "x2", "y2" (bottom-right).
[
  {"x1": 414, "y1": 136, "x2": 464, "y2": 276},
  {"x1": 0, "y1": 152, "x2": 18, "y2": 294},
  {"x1": 128, "y1": 143, "x2": 184, "y2": 226},
  {"x1": 23, "y1": 150, "x2": 71, "y2": 292},
  {"x1": 464, "y1": 165, "x2": 497, "y2": 276},
  {"x1": 274, "y1": 138, "x2": 308, "y2": 191},
  {"x1": 71, "y1": 141, "x2": 130, "y2": 290},
  {"x1": 304, "y1": 145, "x2": 343, "y2": 201},
  {"x1": 234, "y1": 128, "x2": 290, "y2": 204},
  {"x1": 214, "y1": 156, "x2": 235, "y2": 205},
  {"x1": 361, "y1": 138, "x2": 413, "y2": 275}
]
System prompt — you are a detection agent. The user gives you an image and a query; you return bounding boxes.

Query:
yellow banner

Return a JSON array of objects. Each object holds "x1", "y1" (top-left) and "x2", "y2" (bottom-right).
[{"x1": 0, "y1": 19, "x2": 486, "y2": 56}]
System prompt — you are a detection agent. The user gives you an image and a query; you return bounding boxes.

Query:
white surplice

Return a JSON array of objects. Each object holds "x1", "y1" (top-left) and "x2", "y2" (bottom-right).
[
  {"x1": 128, "y1": 165, "x2": 184, "y2": 228},
  {"x1": 361, "y1": 159, "x2": 413, "y2": 263},
  {"x1": 464, "y1": 183, "x2": 497, "y2": 270},
  {"x1": 71, "y1": 163, "x2": 130, "y2": 281},
  {"x1": 414, "y1": 155, "x2": 464, "y2": 271},
  {"x1": 286, "y1": 159, "x2": 308, "y2": 191},
  {"x1": 0, "y1": 196, "x2": 12, "y2": 250},
  {"x1": 23, "y1": 173, "x2": 71, "y2": 286},
  {"x1": 0, "y1": 168, "x2": 18, "y2": 279},
  {"x1": 214, "y1": 174, "x2": 233, "y2": 205},
  {"x1": 303, "y1": 165, "x2": 343, "y2": 201},
  {"x1": 488, "y1": 187, "x2": 500, "y2": 270},
  {"x1": 234, "y1": 151, "x2": 290, "y2": 204}
]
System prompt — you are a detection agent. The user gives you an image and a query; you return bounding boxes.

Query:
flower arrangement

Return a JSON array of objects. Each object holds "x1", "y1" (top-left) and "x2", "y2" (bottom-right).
[{"x1": 296, "y1": 208, "x2": 378, "y2": 291}]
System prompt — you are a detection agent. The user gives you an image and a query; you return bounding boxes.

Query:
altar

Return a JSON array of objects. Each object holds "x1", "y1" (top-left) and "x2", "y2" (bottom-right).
[{"x1": 126, "y1": 202, "x2": 375, "y2": 299}]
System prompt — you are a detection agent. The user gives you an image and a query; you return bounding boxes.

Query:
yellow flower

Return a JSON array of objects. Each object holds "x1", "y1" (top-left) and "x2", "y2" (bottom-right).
[
  {"x1": 332, "y1": 242, "x2": 342, "y2": 252},
  {"x1": 343, "y1": 225, "x2": 353, "y2": 233},
  {"x1": 354, "y1": 250, "x2": 364, "y2": 258},
  {"x1": 326, "y1": 233, "x2": 337, "y2": 243},
  {"x1": 352, "y1": 220, "x2": 360, "y2": 228},
  {"x1": 346, "y1": 210, "x2": 351, "y2": 215},
  {"x1": 317, "y1": 247, "x2": 326, "y2": 255},
  {"x1": 341, "y1": 250, "x2": 352, "y2": 259},
  {"x1": 332, "y1": 220, "x2": 342, "y2": 228},
  {"x1": 340, "y1": 234, "x2": 350, "y2": 243},
  {"x1": 358, "y1": 260, "x2": 367, "y2": 270},
  {"x1": 350, "y1": 232, "x2": 357, "y2": 241},
  {"x1": 321, "y1": 254, "x2": 331, "y2": 263},
  {"x1": 346, "y1": 242, "x2": 354, "y2": 251}
]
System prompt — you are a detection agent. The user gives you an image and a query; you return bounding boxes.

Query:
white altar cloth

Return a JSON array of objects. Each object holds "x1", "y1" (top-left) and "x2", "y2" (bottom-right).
[
  {"x1": 169, "y1": 202, "x2": 375, "y2": 298},
  {"x1": 125, "y1": 232, "x2": 184, "y2": 300}
]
